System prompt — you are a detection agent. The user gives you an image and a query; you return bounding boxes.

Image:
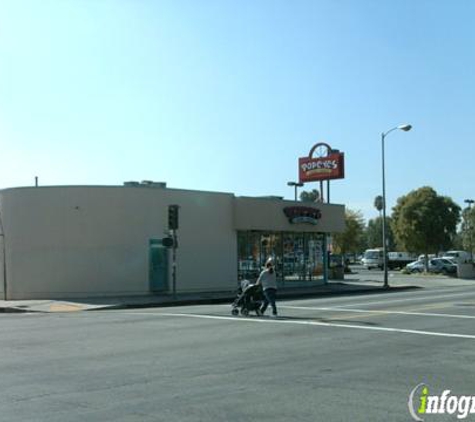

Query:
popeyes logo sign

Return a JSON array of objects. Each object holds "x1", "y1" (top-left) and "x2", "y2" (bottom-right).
[
  {"x1": 299, "y1": 142, "x2": 345, "y2": 182},
  {"x1": 283, "y1": 206, "x2": 322, "y2": 225}
]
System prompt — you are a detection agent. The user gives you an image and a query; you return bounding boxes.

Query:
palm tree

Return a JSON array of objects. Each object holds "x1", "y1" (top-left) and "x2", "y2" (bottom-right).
[{"x1": 374, "y1": 195, "x2": 384, "y2": 248}]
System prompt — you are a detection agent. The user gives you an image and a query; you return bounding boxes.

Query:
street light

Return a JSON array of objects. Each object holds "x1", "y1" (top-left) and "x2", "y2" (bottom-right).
[
  {"x1": 382, "y1": 124, "x2": 412, "y2": 288},
  {"x1": 464, "y1": 199, "x2": 474, "y2": 262},
  {"x1": 287, "y1": 181, "x2": 304, "y2": 201}
]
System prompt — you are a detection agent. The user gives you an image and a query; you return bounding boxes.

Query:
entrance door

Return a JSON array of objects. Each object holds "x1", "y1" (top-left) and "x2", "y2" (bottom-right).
[{"x1": 149, "y1": 239, "x2": 168, "y2": 292}]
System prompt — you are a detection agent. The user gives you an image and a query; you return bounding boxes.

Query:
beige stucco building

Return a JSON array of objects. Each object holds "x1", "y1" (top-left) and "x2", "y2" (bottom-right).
[{"x1": 0, "y1": 184, "x2": 345, "y2": 300}]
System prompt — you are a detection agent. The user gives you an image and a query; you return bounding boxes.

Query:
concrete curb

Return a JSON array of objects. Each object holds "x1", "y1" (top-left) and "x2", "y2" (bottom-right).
[
  {"x1": 0, "y1": 307, "x2": 31, "y2": 313},
  {"x1": 0, "y1": 284, "x2": 421, "y2": 314},
  {"x1": 90, "y1": 284, "x2": 421, "y2": 312}
]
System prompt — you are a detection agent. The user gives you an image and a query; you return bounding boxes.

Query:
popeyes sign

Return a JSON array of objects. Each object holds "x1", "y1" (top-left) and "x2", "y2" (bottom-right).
[{"x1": 299, "y1": 142, "x2": 345, "y2": 183}]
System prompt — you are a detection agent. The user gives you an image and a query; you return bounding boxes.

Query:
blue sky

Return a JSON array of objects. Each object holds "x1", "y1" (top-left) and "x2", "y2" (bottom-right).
[{"x1": 1, "y1": 0, "x2": 474, "y2": 221}]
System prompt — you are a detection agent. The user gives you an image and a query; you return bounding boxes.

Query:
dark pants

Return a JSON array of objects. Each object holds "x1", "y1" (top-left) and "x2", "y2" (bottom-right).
[{"x1": 261, "y1": 288, "x2": 277, "y2": 315}]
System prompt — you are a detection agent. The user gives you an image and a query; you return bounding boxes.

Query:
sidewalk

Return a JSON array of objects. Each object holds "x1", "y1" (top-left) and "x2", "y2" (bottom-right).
[{"x1": 0, "y1": 279, "x2": 418, "y2": 313}]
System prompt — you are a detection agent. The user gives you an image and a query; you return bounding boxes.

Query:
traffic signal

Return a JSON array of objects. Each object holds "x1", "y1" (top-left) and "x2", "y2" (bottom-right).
[
  {"x1": 168, "y1": 205, "x2": 179, "y2": 230},
  {"x1": 162, "y1": 237, "x2": 174, "y2": 248}
]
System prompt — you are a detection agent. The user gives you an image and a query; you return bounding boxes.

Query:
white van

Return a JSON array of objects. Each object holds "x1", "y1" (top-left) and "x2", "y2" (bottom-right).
[
  {"x1": 441, "y1": 250, "x2": 472, "y2": 264},
  {"x1": 362, "y1": 248, "x2": 384, "y2": 269}
]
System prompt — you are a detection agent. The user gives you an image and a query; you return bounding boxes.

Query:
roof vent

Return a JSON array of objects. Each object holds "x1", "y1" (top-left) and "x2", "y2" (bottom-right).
[
  {"x1": 124, "y1": 181, "x2": 167, "y2": 188},
  {"x1": 141, "y1": 181, "x2": 167, "y2": 188}
]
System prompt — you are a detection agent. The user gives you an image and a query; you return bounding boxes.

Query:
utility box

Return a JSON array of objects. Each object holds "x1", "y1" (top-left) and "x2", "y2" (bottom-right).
[{"x1": 457, "y1": 263, "x2": 475, "y2": 279}]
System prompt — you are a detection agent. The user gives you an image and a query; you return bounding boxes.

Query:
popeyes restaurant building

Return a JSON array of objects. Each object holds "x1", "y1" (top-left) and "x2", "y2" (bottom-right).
[
  {"x1": 0, "y1": 141, "x2": 345, "y2": 300},
  {"x1": 0, "y1": 180, "x2": 345, "y2": 300}
]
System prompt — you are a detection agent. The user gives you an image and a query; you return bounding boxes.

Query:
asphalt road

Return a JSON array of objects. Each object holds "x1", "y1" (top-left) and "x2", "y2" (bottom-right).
[{"x1": 2, "y1": 278, "x2": 475, "y2": 421}]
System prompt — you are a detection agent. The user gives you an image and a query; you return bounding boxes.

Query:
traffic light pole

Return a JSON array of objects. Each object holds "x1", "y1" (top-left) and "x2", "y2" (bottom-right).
[
  {"x1": 168, "y1": 205, "x2": 180, "y2": 299},
  {"x1": 172, "y1": 229, "x2": 177, "y2": 299}
]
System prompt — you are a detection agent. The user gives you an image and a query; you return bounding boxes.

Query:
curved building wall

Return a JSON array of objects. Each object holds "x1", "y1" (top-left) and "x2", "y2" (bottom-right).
[{"x1": 0, "y1": 186, "x2": 237, "y2": 299}]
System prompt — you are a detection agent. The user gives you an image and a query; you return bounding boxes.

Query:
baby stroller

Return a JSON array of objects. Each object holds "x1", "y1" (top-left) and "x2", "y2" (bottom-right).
[{"x1": 231, "y1": 279, "x2": 263, "y2": 316}]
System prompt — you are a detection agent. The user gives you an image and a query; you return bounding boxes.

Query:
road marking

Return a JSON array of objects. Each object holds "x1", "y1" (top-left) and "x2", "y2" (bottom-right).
[
  {"x1": 280, "y1": 305, "x2": 475, "y2": 320},
  {"x1": 332, "y1": 291, "x2": 475, "y2": 308},
  {"x1": 280, "y1": 286, "x2": 475, "y2": 306},
  {"x1": 133, "y1": 312, "x2": 475, "y2": 340},
  {"x1": 273, "y1": 288, "x2": 475, "y2": 309}
]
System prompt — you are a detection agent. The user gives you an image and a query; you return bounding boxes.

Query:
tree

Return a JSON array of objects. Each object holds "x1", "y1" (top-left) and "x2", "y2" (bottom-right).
[
  {"x1": 391, "y1": 186, "x2": 461, "y2": 258},
  {"x1": 460, "y1": 205, "x2": 475, "y2": 255},
  {"x1": 299, "y1": 189, "x2": 320, "y2": 203},
  {"x1": 332, "y1": 209, "x2": 366, "y2": 256},
  {"x1": 366, "y1": 216, "x2": 395, "y2": 250},
  {"x1": 451, "y1": 231, "x2": 464, "y2": 251}
]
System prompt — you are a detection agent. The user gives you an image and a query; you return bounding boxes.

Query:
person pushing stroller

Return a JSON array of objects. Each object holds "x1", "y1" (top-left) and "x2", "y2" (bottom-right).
[{"x1": 256, "y1": 258, "x2": 278, "y2": 317}]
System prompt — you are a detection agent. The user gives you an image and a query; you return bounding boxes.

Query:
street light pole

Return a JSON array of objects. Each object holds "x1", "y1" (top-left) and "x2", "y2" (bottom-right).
[
  {"x1": 381, "y1": 124, "x2": 412, "y2": 288},
  {"x1": 287, "y1": 181, "x2": 304, "y2": 201}
]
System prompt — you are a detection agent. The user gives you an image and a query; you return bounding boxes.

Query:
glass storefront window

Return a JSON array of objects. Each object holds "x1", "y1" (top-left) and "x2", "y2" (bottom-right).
[
  {"x1": 237, "y1": 232, "x2": 259, "y2": 280},
  {"x1": 237, "y1": 230, "x2": 325, "y2": 285}
]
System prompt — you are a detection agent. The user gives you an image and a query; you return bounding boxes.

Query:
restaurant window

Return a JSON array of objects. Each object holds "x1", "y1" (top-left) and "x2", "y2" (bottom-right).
[{"x1": 237, "y1": 231, "x2": 324, "y2": 285}]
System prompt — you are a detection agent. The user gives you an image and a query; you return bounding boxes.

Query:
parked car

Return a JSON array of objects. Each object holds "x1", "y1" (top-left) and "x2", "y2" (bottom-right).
[{"x1": 405, "y1": 258, "x2": 457, "y2": 275}]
